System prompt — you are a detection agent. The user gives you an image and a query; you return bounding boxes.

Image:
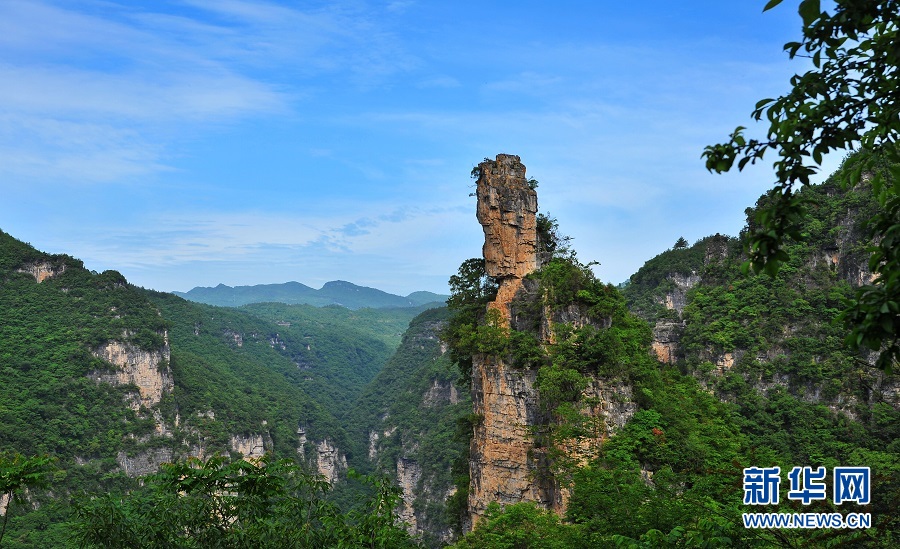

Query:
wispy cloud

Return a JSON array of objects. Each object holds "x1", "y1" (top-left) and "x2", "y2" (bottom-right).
[{"x1": 0, "y1": 0, "x2": 417, "y2": 184}]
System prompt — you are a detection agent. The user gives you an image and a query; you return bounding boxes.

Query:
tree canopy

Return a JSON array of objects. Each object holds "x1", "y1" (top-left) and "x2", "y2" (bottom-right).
[{"x1": 702, "y1": 0, "x2": 900, "y2": 370}]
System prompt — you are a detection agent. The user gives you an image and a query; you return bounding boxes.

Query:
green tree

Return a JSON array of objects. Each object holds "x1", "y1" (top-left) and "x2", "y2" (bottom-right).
[
  {"x1": 0, "y1": 453, "x2": 54, "y2": 547},
  {"x1": 702, "y1": 0, "x2": 900, "y2": 370},
  {"x1": 673, "y1": 237, "x2": 688, "y2": 250},
  {"x1": 72, "y1": 455, "x2": 417, "y2": 549}
]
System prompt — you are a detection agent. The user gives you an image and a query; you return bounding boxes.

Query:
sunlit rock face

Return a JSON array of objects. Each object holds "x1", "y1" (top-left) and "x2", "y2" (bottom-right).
[
  {"x1": 475, "y1": 154, "x2": 538, "y2": 323},
  {"x1": 17, "y1": 260, "x2": 66, "y2": 283},
  {"x1": 467, "y1": 155, "x2": 636, "y2": 529},
  {"x1": 91, "y1": 333, "x2": 173, "y2": 410}
]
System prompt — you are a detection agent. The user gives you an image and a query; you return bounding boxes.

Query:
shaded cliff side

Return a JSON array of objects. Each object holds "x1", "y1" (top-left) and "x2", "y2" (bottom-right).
[
  {"x1": 345, "y1": 307, "x2": 470, "y2": 547},
  {"x1": 623, "y1": 174, "x2": 899, "y2": 414}
]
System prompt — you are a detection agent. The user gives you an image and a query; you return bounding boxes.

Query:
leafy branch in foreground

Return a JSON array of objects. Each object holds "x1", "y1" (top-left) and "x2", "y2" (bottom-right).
[
  {"x1": 702, "y1": 0, "x2": 900, "y2": 370},
  {"x1": 0, "y1": 453, "x2": 54, "y2": 547}
]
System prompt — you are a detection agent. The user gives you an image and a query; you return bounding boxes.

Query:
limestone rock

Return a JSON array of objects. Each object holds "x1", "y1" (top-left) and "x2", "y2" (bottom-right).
[
  {"x1": 422, "y1": 379, "x2": 460, "y2": 407},
  {"x1": 475, "y1": 154, "x2": 538, "y2": 323},
  {"x1": 117, "y1": 447, "x2": 173, "y2": 478},
  {"x1": 16, "y1": 260, "x2": 66, "y2": 283},
  {"x1": 651, "y1": 321, "x2": 681, "y2": 364},
  {"x1": 396, "y1": 457, "x2": 423, "y2": 532},
  {"x1": 230, "y1": 434, "x2": 266, "y2": 459},
  {"x1": 467, "y1": 154, "x2": 636, "y2": 528},
  {"x1": 316, "y1": 439, "x2": 346, "y2": 484},
  {"x1": 91, "y1": 332, "x2": 173, "y2": 410}
]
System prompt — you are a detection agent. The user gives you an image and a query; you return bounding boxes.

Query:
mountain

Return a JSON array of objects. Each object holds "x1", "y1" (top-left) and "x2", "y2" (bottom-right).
[
  {"x1": 3, "y1": 153, "x2": 899, "y2": 547},
  {"x1": 173, "y1": 280, "x2": 448, "y2": 309},
  {"x1": 0, "y1": 230, "x2": 412, "y2": 547}
]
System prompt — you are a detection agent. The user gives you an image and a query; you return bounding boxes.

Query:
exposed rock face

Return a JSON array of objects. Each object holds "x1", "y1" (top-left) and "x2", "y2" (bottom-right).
[
  {"x1": 91, "y1": 332, "x2": 173, "y2": 410},
  {"x1": 659, "y1": 273, "x2": 700, "y2": 314},
  {"x1": 469, "y1": 156, "x2": 547, "y2": 526},
  {"x1": 469, "y1": 355, "x2": 553, "y2": 523},
  {"x1": 396, "y1": 457, "x2": 423, "y2": 532},
  {"x1": 117, "y1": 447, "x2": 173, "y2": 477},
  {"x1": 17, "y1": 260, "x2": 66, "y2": 283},
  {"x1": 230, "y1": 434, "x2": 266, "y2": 459},
  {"x1": 467, "y1": 154, "x2": 635, "y2": 528},
  {"x1": 316, "y1": 439, "x2": 347, "y2": 484},
  {"x1": 651, "y1": 321, "x2": 681, "y2": 364},
  {"x1": 475, "y1": 154, "x2": 538, "y2": 322},
  {"x1": 422, "y1": 379, "x2": 460, "y2": 407}
]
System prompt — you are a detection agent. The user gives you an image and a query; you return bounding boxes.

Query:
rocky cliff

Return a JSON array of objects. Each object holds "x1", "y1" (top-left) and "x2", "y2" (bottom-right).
[
  {"x1": 467, "y1": 155, "x2": 635, "y2": 527},
  {"x1": 348, "y1": 308, "x2": 468, "y2": 546},
  {"x1": 91, "y1": 334, "x2": 173, "y2": 410},
  {"x1": 475, "y1": 154, "x2": 539, "y2": 323},
  {"x1": 468, "y1": 155, "x2": 546, "y2": 526}
]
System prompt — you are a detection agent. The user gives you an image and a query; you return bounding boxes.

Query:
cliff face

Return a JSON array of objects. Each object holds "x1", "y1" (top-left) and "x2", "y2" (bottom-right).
[
  {"x1": 352, "y1": 308, "x2": 468, "y2": 546},
  {"x1": 315, "y1": 439, "x2": 347, "y2": 484},
  {"x1": 469, "y1": 155, "x2": 545, "y2": 525},
  {"x1": 467, "y1": 155, "x2": 635, "y2": 527},
  {"x1": 16, "y1": 260, "x2": 66, "y2": 283},
  {"x1": 91, "y1": 334, "x2": 173, "y2": 410}
]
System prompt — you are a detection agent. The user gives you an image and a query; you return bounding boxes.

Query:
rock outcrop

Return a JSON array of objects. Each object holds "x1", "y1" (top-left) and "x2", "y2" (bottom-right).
[
  {"x1": 17, "y1": 260, "x2": 66, "y2": 283},
  {"x1": 315, "y1": 439, "x2": 346, "y2": 484},
  {"x1": 475, "y1": 154, "x2": 538, "y2": 322},
  {"x1": 117, "y1": 447, "x2": 173, "y2": 477},
  {"x1": 230, "y1": 434, "x2": 267, "y2": 459},
  {"x1": 91, "y1": 332, "x2": 173, "y2": 410},
  {"x1": 422, "y1": 379, "x2": 460, "y2": 407},
  {"x1": 396, "y1": 457, "x2": 423, "y2": 531},
  {"x1": 469, "y1": 155, "x2": 547, "y2": 526},
  {"x1": 467, "y1": 154, "x2": 634, "y2": 528}
]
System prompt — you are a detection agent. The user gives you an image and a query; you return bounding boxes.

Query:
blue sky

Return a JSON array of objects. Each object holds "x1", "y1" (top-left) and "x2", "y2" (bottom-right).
[{"x1": 0, "y1": 0, "x2": 843, "y2": 295}]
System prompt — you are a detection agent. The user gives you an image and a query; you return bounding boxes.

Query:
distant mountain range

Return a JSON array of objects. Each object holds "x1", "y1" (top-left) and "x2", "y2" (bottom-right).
[{"x1": 173, "y1": 280, "x2": 449, "y2": 309}]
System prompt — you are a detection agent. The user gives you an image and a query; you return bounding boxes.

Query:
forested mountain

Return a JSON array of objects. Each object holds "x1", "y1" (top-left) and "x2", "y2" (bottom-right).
[
  {"x1": 174, "y1": 280, "x2": 447, "y2": 309},
  {"x1": 2, "y1": 152, "x2": 899, "y2": 548},
  {"x1": 0, "y1": 230, "x2": 418, "y2": 547}
]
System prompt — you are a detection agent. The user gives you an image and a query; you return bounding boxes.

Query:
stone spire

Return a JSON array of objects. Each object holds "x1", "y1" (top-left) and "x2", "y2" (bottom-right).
[
  {"x1": 467, "y1": 154, "x2": 552, "y2": 528},
  {"x1": 475, "y1": 154, "x2": 538, "y2": 323}
]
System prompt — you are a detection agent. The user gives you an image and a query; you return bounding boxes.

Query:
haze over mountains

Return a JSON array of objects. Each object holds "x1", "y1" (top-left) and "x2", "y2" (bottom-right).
[{"x1": 173, "y1": 280, "x2": 448, "y2": 309}]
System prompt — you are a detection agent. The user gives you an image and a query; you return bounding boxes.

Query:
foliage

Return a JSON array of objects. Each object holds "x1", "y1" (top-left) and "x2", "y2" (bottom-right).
[
  {"x1": 72, "y1": 455, "x2": 418, "y2": 548},
  {"x1": 0, "y1": 230, "x2": 409, "y2": 545},
  {"x1": 243, "y1": 301, "x2": 429, "y2": 350},
  {"x1": 838, "y1": 150, "x2": 900, "y2": 371},
  {"x1": 0, "y1": 453, "x2": 54, "y2": 547},
  {"x1": 624, "y1": 234, "x2": 734, "y2": 323},
  {"x1": 444, "y1": 259, "x2": 498, "y2": 383},
  {"x1": 536, "y1": 213, "x2": 572, "y2": 264},
  {"x1": 702, "y1": 0, "x2": 900, "y2": 370},
  {"x1": 451, "y1": 502, "x2": 582, "y2": 549},
  {"x1": 451, "y1": 168, "x2": 899, "y2": 546}
]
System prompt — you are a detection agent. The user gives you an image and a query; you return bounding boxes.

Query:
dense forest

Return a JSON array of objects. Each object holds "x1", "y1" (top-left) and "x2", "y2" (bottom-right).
[{"x1": 0, "y1": 230, "x2": 431, "y2": 547}]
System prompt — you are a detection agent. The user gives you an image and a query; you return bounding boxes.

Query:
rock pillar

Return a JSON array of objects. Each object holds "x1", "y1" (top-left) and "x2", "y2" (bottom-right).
[{"x1": 468, "y1": 155, "x2": 551, "y2": 527}]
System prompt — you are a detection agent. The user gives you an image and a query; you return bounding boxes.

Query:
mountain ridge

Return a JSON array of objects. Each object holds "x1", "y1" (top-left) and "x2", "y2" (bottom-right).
[{"x1": 174, "y1": 280, "x2": 448, "y2": 309}]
